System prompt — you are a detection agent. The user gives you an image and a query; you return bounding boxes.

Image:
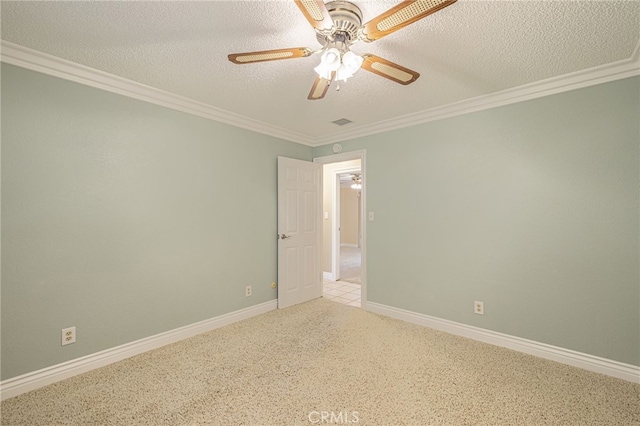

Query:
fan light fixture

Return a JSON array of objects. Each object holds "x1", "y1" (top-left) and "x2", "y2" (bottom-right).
[{"x1": 315, "y1": 48, "x2": 363, "y2": 82}]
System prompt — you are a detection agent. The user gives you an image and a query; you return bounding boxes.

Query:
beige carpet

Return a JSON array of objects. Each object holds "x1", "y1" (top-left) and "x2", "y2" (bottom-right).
[
  {"x1": 339, "y1": 245, "x2": 361, "y2": 284},
  {"x1": 2, "y1": 298, "x2": 639, "y2": 425}
]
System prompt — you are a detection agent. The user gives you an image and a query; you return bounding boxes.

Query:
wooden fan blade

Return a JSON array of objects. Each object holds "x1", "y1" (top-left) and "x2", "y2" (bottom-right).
[
  {"x1": 361, "y1": 54, "x2": 420, "y2": 85},
  {"x1": 228, "y1": 47, "x2": 313, "y2": 64},
  {"x1": 360, "y1": 0, "x2": 457, "y2": 42},
  {"x1": 307, "y1": 74, "x2": 333, "y2": 100},
  {"x1": 294, "y1": 0, "x2": 334, "y2": 32}
]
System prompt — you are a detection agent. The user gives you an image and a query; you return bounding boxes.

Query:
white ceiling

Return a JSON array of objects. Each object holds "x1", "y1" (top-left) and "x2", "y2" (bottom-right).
[{"x1": 2, "y1": 1, "x2": 639, "y2": 146}]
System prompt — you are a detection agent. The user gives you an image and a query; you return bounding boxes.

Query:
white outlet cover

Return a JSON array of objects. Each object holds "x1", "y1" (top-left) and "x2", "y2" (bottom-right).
[{"x1": 61, "y1": 326, "x2": 76, "y2": 346}]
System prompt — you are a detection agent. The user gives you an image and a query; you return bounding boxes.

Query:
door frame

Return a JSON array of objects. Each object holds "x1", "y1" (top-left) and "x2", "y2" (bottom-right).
[{"x1": 314, "y1": 149, "x2": 366, "y2": 308}]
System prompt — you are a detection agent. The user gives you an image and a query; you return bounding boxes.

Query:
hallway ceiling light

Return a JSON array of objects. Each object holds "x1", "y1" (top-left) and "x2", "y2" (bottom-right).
[{"x1": 351, "y1": 174, "x2": 362, "y2": 190}]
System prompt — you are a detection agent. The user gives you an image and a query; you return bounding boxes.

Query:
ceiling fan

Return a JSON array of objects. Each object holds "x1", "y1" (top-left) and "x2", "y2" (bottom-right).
[{"x1": 228, "y1": 0, "x2": 457, "y2": 100}]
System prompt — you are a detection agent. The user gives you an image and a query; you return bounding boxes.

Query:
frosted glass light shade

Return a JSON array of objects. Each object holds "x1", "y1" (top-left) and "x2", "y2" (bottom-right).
[
  {"x1": 322, "y1": 48, "x2": 341, "y2": 71},
  {"x1": 342, "y1": 51, "x2": 363, "y2": 73},
  {"x1": 336, "y1": 64, "x2": 354, "y2": 82},
  {"x1": 314, "y1": 62, "x2": 333, "y2": 80}
]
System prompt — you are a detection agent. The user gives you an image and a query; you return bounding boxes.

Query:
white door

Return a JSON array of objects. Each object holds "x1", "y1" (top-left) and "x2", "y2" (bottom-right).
[{"x1": 277, "y1": 157, "x2": 322, "y2": 309}]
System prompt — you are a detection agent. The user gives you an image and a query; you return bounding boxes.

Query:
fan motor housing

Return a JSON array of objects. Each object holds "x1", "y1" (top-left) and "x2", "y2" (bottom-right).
[{"x1": 316, "y1": 0, "x2": 363, "y2": 46}]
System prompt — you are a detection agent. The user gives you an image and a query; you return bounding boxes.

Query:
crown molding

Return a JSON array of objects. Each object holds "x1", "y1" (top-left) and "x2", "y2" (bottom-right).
[
  {"x1": 312, "y1": 40, "x2": 640, "y2": 146},
  {"x1": 0, "y1": 41, "x2": 315, "y2": 146},
  {"x1": 2, "y1": 40, "x2": 639, "y2": 148}
]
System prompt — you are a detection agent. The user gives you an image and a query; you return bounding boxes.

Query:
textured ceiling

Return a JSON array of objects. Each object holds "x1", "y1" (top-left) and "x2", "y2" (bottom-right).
[{"x1": 2, "y1": 0, "x2": 639, "y2": 144}]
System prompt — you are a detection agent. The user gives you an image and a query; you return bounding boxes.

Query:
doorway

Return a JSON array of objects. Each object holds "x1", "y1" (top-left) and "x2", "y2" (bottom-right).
[
  {"x1": 336, "y1": 170, "x2": 362, "y2": 284},
  {"x1": 314, "y1": 150, "x2": 366, "y2": 308}
]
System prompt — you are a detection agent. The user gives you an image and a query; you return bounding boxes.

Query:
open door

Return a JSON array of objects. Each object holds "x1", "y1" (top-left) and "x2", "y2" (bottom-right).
[{"x1": 277, "y1": 157, "x2": 322, "y2": 309}]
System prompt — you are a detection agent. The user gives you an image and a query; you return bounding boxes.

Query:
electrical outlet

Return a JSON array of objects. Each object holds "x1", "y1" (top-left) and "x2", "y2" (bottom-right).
[
  {"x1": 61, "y1": 326, "x2": 76, "y2": 346},
  {"x1": 245, "y1": 285, "x2": 252, "y2": 297},
  {"x1": 474, "y1": 301, "x2": 484, "y2": 315}
]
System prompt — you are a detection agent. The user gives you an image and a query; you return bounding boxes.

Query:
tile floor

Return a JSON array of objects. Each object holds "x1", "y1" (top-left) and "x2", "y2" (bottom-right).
[{"x1": 323, "y1": 280, "x2": 361, "y2": 307}]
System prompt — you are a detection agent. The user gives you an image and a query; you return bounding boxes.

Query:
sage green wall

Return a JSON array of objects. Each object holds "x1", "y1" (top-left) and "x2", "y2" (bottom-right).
[
  {"x1": 314, "y1": 77, "x2": 640, "y2": 366},
  {"x1": 1, "y1": 64, "x2": 311, "y2": 380}
]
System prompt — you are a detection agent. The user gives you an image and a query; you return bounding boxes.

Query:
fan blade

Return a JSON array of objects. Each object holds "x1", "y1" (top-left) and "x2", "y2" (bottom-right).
[
  {"x1": 307, "y1": 74, "x2": 333, "y2": 100},
  {"x1": 294, "y1": 0, "x2": 334, "y2": 32},
  {"x1": 228, "y1": 47, "x2": 313, "y2": 64},
  {"x1": 360, "y1": 0, "x2": 457, "y2": 42},
  {"x1": 361, "y1": 54, "x2": 420, "y2": 85}
]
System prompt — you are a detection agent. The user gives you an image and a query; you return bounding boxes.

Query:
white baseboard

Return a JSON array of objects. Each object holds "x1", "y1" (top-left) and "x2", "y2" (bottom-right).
[
  {"x1": 323, "y1": 271, "x2": 335, "y2": 281},
  {"x1": 0, "y1": 300, "x2": 277, "y2": 401},
  {"x1": 366, "y1": 302, "x2": 640, "y2": 384}
]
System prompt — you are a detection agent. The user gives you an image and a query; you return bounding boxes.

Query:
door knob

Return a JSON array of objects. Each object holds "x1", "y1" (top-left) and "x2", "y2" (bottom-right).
[{"x1": 280, "y1": 234, "x2": 292, "y2": 240}]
